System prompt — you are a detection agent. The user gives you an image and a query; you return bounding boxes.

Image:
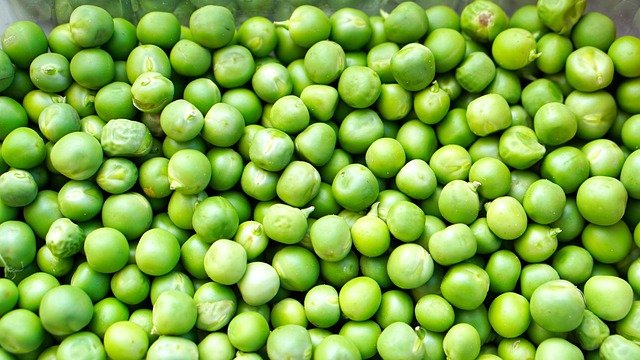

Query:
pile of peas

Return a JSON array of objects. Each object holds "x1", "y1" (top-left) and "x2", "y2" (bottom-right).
[{"x1": 1, "y1": 0, "x2": 640, "y2": 359}]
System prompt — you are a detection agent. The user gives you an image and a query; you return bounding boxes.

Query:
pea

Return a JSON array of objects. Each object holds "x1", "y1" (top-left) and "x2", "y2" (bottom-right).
[
  {"x1": 188, "y1": 5, "x2": 235, "y2": 49},
  {"x1": 442, "y1": 323, "x2": 481, "y2": 360},
  {"x1": 38, "y1": 284, "x2": 93, "y2": 337},
  {"x1": 1, "y1": 21, "x2": 48, "y2": 69},
  {"x1": 535, "y1": 337, "x2": 583, "y2": 360},
  {"x1": 102, "y1": 17, "x2": 137, "y2": 61},
  {"x1": 338, "y1": 109, "x2": 384, "y2": 154},
  {"x1": 485, "y1": 196, "x2": 528, "y2": 240},
  {"x1": 460, "y1": 0, "x2": 508, "y2": 43},
  {"x1": 383, "y1": 1, "x2": 428, "y2": 45},
  {"x1": 492, "y1": 28, "x2": 539, "y2": 71},
  {"x1": 337, "y1": 68, "x2": 382, "y2": 114},
  {"x1": 552, "y1": 245, "x2": 594, "y2": 284},
  {"x1": 390, "y1": 43, "x2": 435, "y2": 92},
  {"x1": 183, "y1": 78, "x2": 220, "y2": 116},
  {"x1": 529, "y1": 279, "x2": 585, "y2": 333},
  {"x1": 608, "y1": 35, "x2": 640, "y2": 77},
  {"x1": 576, "y1": 175, "x2": 627, "y2": 226},
  {"x1": 536, "y1": 33, "x2": 574, "y2": 74},
  {"x1": 565, "y1": 89, "x2": 617, "y2": 140},
  {"x1": 101, "y1": 192, "x2": 152, "y2": 240},
  {"x1": 385, "y1": 243, "x2": 433, "y2": 290},
  {"x1": 565, "y1": 46, "x2": 614, "y2": 92},
  {"x1": 125, "y1": 44, "x2": 171, "y2": 83},
  {"x1": 136, "y1": 11, "x2": 180, "y2": 49},
  {"x1": 0, "y1": 169, "x2": 37, "y2": 209},
  {"x1": 438, "y1": 180, "x2": 480, "y2": 225},
  {"x1": 237, "y1": 261, "x2": 280, "y2": 306},
  {"x1": 2, "y1": 127, "x2": 46, "y2": 170},
  {"x1": 498, "y1": 125, "x2": 546, "y2": 170},
  {"x1": 617, "y1": 301, "x2": 640, "y2": 344},
  {"x1": 423, "y1": 28, "x2": 466, "y2": 74},
  {"x1": 29, "y1": 52, "x2": 72, "y2": 93},
  {"x1": 339, "y1": 320, "x2": 381, "y2": 359},
  {"x1": 535, "y1": 101, "x2": 578, "y2": 146},
  {"x1": 600, "y1": 334, "x2": 640, "y2": 359},
  {"x1": 488, "y1": 292, "x2": 531, "y2": 339},
  {"x1": 191, "y1": 195, "x2": 239, "y2": 243},
  {"x1": 266, "y1": 324, "x2": 312, "y2": 360},
  {"x1": 441, "y1": 263, "x2": 489, "y2": 310}
]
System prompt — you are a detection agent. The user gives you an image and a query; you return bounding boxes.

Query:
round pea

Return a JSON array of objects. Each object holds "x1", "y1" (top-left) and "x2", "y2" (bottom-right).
[{"x1": 529, "y1": 279, "x2": 585, "y2": 333}]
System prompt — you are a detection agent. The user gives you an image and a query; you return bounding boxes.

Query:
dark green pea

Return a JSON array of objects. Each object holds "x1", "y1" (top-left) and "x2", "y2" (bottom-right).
[
  {"x1": 205, "y1": 147, "x2": 242, "y2": 192},
  {"x1": 69, "y1": 5, "x2": 114, "y2": 48},
  {"x1": 486, "y1": 68, "x2": 521, "y2": 105},
  {"x1": 469, "y1": 135, "x2": 501, "y2": 162},
  {"x1": 319, "y1": 250, "x2": 359, "y2": 288},
  {"x1": 469, "y1": 157, "x2": 511, "y2": 200},
  {"x1": 169, "y1": 39, "x2": 212, "y2": 78},
  {"x1": 64, "y1": 82, "x2": 95, "y2": 118},
  {"x1": 383, "y1": 1, "x2": 428, "y2": 45},
  {"x1": 536, "y1": 33, "x2": 573, "y2": 74},
  {"x1": 274, "y1": 27, "x2": 306, "y2": 65},
  {"x1": 390, "y1": 43, "x2": 435, "y2": 92},
  {"x1": 485, "y1": 196, "x2": 528, "y2": 240},
  {"x1": 429, "y1": 144, "x2": 472, "y2": 184},
  {"x1": 429, "y1": 223, "x2": 477, "y2": 266},
  {"x1": 125, "y1": 44, "x2": 171, "y2": 83},
  {"x1": 460, "y1": 0, "x2": 509, "y2": 43},
  {"x1": 29, "y1": 52, "x2": 71, "y2": 93},
  {"x1": 374, "y1": 83, "x2": 411, "y2": 121},
  {"x1": 1, "y1": 20, "x2": 48, "y2": 69},
  {"x1": 101, "y1": 17, "x2": 137, "y2": 61},
  {"x1": 498, "y1": 125, "x2": 546, "y2": 170},
  {"x1": 113, "y1": 60, "x2": 128, "y2": 82},
  {"x1": 130, "y1": 71, "x2": 174, "y2": 113},
  {"x1": 189, "y1": 5, "x2": 235, "y2": 49},
  {"x1": 537, "y1": 0, "x2": 586, "y2": 35},
  {"x1": 438, "y1": 180, "x2": 480, "y2": 225},
  {"x1": 455, "y1": 52, "x2": 496, "y2": 93},
  {"x1": 510, "y1": 4, "x2": 549, "y2": 39},
  {"x1": 540, "y1": 146, "x2": 590, "y2": 193},
  {"x1": 395, "y1": 119, "x2": 437, "y2": 161}
]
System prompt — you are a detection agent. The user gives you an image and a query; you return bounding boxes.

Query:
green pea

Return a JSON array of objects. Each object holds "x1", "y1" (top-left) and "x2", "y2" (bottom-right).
[
  {"x1": 102, "y1": 192, "x2": 153, "y2": 240},
  {"x1": 374, "y1": 83, "x2": 411, "y2": 121},
  {"x1": 338, "y1": 320, "x2": 380, "y2": 359},
  {"x1": 577, "y1": 176, "x2": 627, "y2": 226},
  {"x1": 485, "y1": 249, "x2": 521, "y2": 293},
  {"x1": 2, "y1": 127, "x2": 46, "y2": 169},
  {"x1": 0, "y1": 97, "x2": 28, "y2": 141},
  {"x1": 130, "y1": 71, "x2": 174, "y2": 113},
  {"x1": 64, "y1": 82, "x2": 95, "y2": 117},
  {"x1": 438, "y1": 180, "x2": 480, "y2": 224},
  {"x1": 48, "y1": 25, "x2": 82, "y2": 61},
  {"x1": 266, "y1": 324, "x2": 312, "y2": 360},
  {"x1": 535, "y1": 337, "x2": 583, "y2": 360},
  {"x1": 69, "y1": 5, "x2": 114, "y2": 48},
  {"x1": 470, "y1": 217, "x2": 502, "y2": 255},
  {"x1": 278, "y1": 4, "x2": 330, "y2": 48},
  {"x1": 600, "y1": 334, "x2": 640, "y2": 360},
  {"x1": 0, "y1": 169, "x2": 38, "y2": 207},
  {"x1": 367, "y1": 42, "x2": 399, "y2": 84},
  {"x1": 383, "y1": 1, "x2": 428, "y2": 45},
  {"x1": 309, "y1": 214, "x2": 352, "y2": 262},
  {"x1": 340, "y1": 109, "x2": 385, "y2": 154},
  {"x1": 539, "y1": 146, "x2": 589, "y2": 194},
  {"x1": 485, "y1": 196, "x2": 528, "y2": 240},
  {"x1": 608, "y1": 35, "x2": 640, "y2": 78},
  {"x1": 530, "y1": 279, "x2": 585, "y2": 333},
  {"x1": 88, "y1": 296, "x2": 130, "y2": 339},
  {"x1": 56, "y1": 181, "x2": 101, "y2": 223},
  {"x1": 57, "y1": 331, "x2": 106, "y2": 360},
  {"x1": 390, "y1": 43, "x2": 435, "y2": 92},
  {"x1": 70, "y1": 262, "x2": 110, "y2": 303},
  {"x1": 440, "y1": 263, "x2": 490, "y2": 311},
  {"x1": 320, "y1": 250, "x2": 359, "y2": 288},
  {"x1": 110, "y1": 264, "x2": 150, "y2": 306},
  {"x1": 37, "y1": 245, "x2": 73, "y2": 277},
  {"x1": 552, "y1": 245, "x2": 593, "y2": 284},
  {"x1": 466, "y1": 93, "x2": 512, "y2": 136},
  {"x1": 617, "y1": 301, "x2": 640, "y2": 343},
  {"x1": 69, "y1": 48, "x2": 115, "y2": 90},
  {"x1": 29, "y1": 52, "x2": 72, "y2": 93},
  {"x1": 1, "y1": 20, "x2": 48, "y2": 69},
  {"x1": 565, "y1": 46, "x2": 614, "y2": 92},
  {"x1": 101, "y1": 118, "x2": 153, "y2": 158},
  {"x1": 275, "y1": 161, "x2": 321, "y2": 207},
  {"x1": 262, "y1": 203, "x2": 311, "y2": 245},
  {"x1": 537, "y1": 0, "x2": 586, "y2": 35},
  {"x1": 39, "y1": 284, "x2": 93, "y2": 336},
  {"x1": 332, "y1": 163, "x2": 379, "y2": 212},
  {"x1": 350, "y1": 206, "x2": 390, "y2": 257},
  {"x1": 583, "y1": 220, "x2": 633, "y2": 264},
  {"x1": 395, "y1": 119, "x2": 438, "y2": 161},
  {"x1": 102, "y1": 18, "x2": 137, "y2": 61},
  {"x1": 394, "y1": 159, "x2": 437, "y2": 200},
  {"x1": 535, "y1": 33, "x2": 574, "y2": 74},
  {"x1": 455, "y1": 52, "x2": 496, "y2": 93},
  {"x1": 621, "y1": 150, "x2": 640, "y2": 199},
  {"x1": 274, "y1": 26, "x2": 306, "y2": 65},
  {"x1": 488, "y1": 292, "x2": 531, "y2": 339},
  {"x1": 237, "y1": 261, "x2": 280, "y2": 306},
  {"x1": 338, "y1": 276, "x2": 381, "y2": 321},
  {"x1": 509, "y1": 4, "x2": 549, "y2": 39},
  {"x1": 574, "y1": 309, "x2": 609, "y2": 351},
  {"x1": 413, "y1": 82, "x2": 450, "y2": 125},
  {"x1": 514, "y1": 223, "x2": 560, "y2": 263},
  {"x1": 44, "y1": 217, "x2": 83, "y2": 259},
  {"x1": 152, "y1": 290, "x2": 197, "y2": 336},
  {"x1": 428, "y1": 223, "x2": 477, "y2": 266},
  {"x1": 240, "y1": 161, "x2": 279, "y2": 201},
  {"x1": 95, "y1": 157, "x2": 138, "y2": 194},
  {"x1": 303, "y1": 40, "x2": 346, "y2": 85},
  {"x1": 387, "y1": 243, "x2": 434, "y2": 290},
  {"x1": 533, "y1": 102, "x2": 577, "y2": 146},
  {"x1": 249, "y1": 127, "x2": 294, "y2": 172},
  {"x1": 468, "y1": 157, "x2": 510, "y2": 199},
  {"x1": 492, "y1": 28, "x2": 539, "y2": 70},
  {"x1": 236, "y1": 16, "x2": 277, "y2": 57},
  {"x1": 125, "y1": 44, "x2": 171, "y2": 83},
  {"x1": 272, "y1": 246, "x2": 319, "y2": 292},
  {"x1": 429, "y1": 144, "x2": 472, "y2": 184},
  {"x1": 212, "y1": 45, "x2": 255, "y2": 89},
  {"x1": 93, "y1": 82, "x2": 136, "y2": 121},
  {"x1": 183, "y1": 78, "x2": 220, "y2": 116},
  {"x1": 523, "y1": 179, "x2": 566, "y2": 224},
  {"x1": 565, "y1": 89, "x2": 617, "y2": 140},
  {"x1": 486, "y1": 68, "x2": 522, "y2": 105},
  {"x1": 250, "y1": 63, "x2": 292, "y2": 104},
  {"x1": 137, "y1": 11, "x2": 180, "y2": 49},
  {"x1": 424, "y1": 28, "x2": 466, "y2": 73},
  {"x1": 191, "y1": 196, "x2": 239, "y2": 244},
  {"x1": 498, "y1": 125, "x2": 546, "y2": 170},
  {"x1": 328, "y1": 7, "x2": 371, "y2": 51},
  {"x1": 189, "y1": 5, "x2": 235, "y2": 49}
]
